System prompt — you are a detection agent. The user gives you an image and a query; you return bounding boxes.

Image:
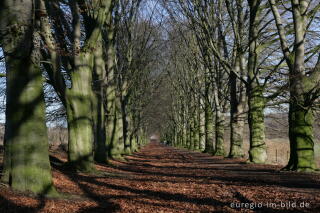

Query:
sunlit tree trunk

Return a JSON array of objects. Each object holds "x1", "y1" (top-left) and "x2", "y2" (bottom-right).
[
  {"x1": 213, "y1": 88, "x2": 225, "y2": 156},
  {"x1": 121, "y1": 96, "x2": 131, "y2": 155},
  {"x1": 66, "y1": 51, "x2": 95, "y2": 172},
  {"x1": 105, "y1": 13, "x2": 125, "y2": 159},
  {"x1": 229, "y1": 52, "x2": 246, "y2": 158},
  {"x1": 285, "y1": 0, "x2": 316, "y2": 170},
  {"x1": 66, "y1": 0, "x2": 114, "y2": 171},
  {"x1": 193, "y1": 94, "x2": 200, "y2": 150},
  {"x1": 203, "y1": 100, "x2": 214, "y2": 154},
  {"x1": 247, "y1": 0, "x2": 267, "y2": 163},
  {"x1": 203, "y1": 78, "x2": 214, "y2": 154},
  {"x1": 214, "y1": 110, "x2": 225, "y2": 156},
  {"x1": 199, "y1": 98, "x2": 205, "y2": 151},
  {"x1": 0, "y1": 0, "x2": 56, "y2": 195},
  {"x1": 269, "y1": 0, "x2": 317, "y2": 171}
]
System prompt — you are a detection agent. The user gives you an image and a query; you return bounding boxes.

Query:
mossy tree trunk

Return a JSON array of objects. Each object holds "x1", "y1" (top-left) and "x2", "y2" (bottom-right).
[
  {"x1": 247, "y1": 85, "x2": 267, "y2": 163},
  {"x1": 286, "y1": 104, "x2": 316, "y2": 171},
  {"x1": 229, "y1": 73, "x2": 245, "y2": 158},
  {"x1": 103, "y1": 8, "x2": 124, "y2": 159},
  {"x1": 229, "y1": 108, "x2": 245, "y2": 158},
  {"x1": 121, "y1": 96, "x2": 131, "y2": 155},
  {"x1": 66, "y1": 52, "x2": 95, "y2": 172},
  {"x1": 199, "y1": 102, "x2": 205, "y2": 151},
  {"x1": 269, "y1": 0, "x2": 318, "y2": 171},
  {"x1": 193, "y1": 115, "x2": 200, "y2": 150},
  {"x1": 182, "y1": 118, "x2": 187, "y2": 148},
  {"x1": 40, "y1": 0, "x2": 115, "y2": 168},
  {"x1": 193, "y1": 95, "x2": 200, "y2": 150},
  {"x1": 285, "y1": 0, "x2": 316, "y2": 171},
  {"x1": 66, "y1": 0, "x2": 114, "y2": 171},
  {"x1": 229, "y1": 58, "x2": 246, "y2": 158},
  {"x1": 0, "y1": 0, "x2": 56, "y2": 195},
  {"x1": 203, "y1": 82, "x2": 214, "y2": 154},
  {"x1": 92, "y1": 39, "x2": 107, "y2": 163},
  {"x1": 187, "y1": 122, "x2": 193, "y2": 150},
  {"x1": 204, "y1": 101, "x2": 214, "y2": 154},
  {"x1": 213, "y1": 87, "x2": 225, "y2": 156},
  {"x1": 214, "y1": 110, "x2": 225, "y2": 156},
  {"x1": 106, "y1": 101, "x2": 125, "y2": 159},
  {"x1": 247, "y1": 0, "x2": 267, "y2": 163}
]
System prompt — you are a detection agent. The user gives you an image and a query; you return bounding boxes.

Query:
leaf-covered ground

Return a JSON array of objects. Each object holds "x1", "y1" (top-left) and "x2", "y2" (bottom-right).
[{"x1": 1, "y1": 142, "x2": 320, "y2": 212}]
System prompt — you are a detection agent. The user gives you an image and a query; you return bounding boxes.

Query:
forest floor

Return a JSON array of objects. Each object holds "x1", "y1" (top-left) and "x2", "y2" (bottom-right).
[{"x1": 0, "y1": 142, "x2": 320, "y2": 213}]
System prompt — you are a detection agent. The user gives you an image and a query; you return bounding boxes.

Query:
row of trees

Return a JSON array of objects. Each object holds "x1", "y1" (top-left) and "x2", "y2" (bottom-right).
[
  {"x1": 161, "y1": 0, "x2": 320, "y2": 171},
  {"x1": 0, "y1": 0, "x2": 319, "y2": 196},
  {"x1": 0, "y1": 0, "x2": 161, "y2": 195}
]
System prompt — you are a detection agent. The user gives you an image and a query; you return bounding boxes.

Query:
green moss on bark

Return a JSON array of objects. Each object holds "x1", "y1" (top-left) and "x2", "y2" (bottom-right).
[
  {"x1": 203, "y1": 101, "x2": 214, "y2": 154},
  {"x1": 66, "y1": 52, "x2": 95, "y2": 173},
  {"x1": 214, "y1": 111, "x2": 225, "y2": 156},
  {"x1": 284, "y1": 104, "x2": 316, "y2": 171},
  {"x1": 1, "y1": 5, "x2": 57, "y2": 194},
  {"x1": 248, "y1": 86, "x2": 267, "y2": 163}
]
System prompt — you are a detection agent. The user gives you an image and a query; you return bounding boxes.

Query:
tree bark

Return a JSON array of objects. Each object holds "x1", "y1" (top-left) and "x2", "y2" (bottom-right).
[
  {"x1": 213, "y1": 85, "x2": 225, "y2": 156},
  {"x1": 92, "y1": 39, "x2": 107, "y2": 163},
  {"x1": 0, "y1": 0, "x2": 56, "y2": 195},
  {"x1": 248, "y1": 85, "x2": 267, "y2": 163},
  {"x1": 229, "y1": 57, "x2": 246, "y2": 158},
  {"x1": 269, "y1": 0, "x2": 316, "y2": 171},
  {"x1": 285, "y1": 103, "x2": 316, "y2": 171},
  {"x1": 66, "y1": 52, "x2": 95, "y2": 172},
  {"x1": 214, "y1": 110, "x2": 225, "y2": 156},
  {"x1": 203, "y1": 99, "x2": 214, "y2": 154},
  {"x1": 247, "y1": 0, "x2": 267, "y2": 163},
  {"x1": 284, "y1": 0, "x2": 316, "y2": 171}
]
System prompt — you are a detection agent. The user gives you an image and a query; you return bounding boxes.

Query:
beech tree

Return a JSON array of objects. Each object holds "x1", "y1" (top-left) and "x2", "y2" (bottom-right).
[
  {"x1": 269, "y1": 0, "x2": 320, "y2": 171},
  {"x1": 0, "y1": 0, "x2": 57, "y2": 195},
  {"x1": 41, "y1": 0, "x2": 116, "y2": 170}
]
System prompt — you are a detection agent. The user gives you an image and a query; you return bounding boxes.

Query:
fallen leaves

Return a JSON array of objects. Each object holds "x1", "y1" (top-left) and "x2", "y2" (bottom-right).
[{"x1": 0, "y1": 142, "x2": 320, "y2": 212}]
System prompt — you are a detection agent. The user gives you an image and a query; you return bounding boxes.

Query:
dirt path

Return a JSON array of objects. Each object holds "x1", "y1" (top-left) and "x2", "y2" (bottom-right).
[{"x1": 1, "y1": 142, "x2": 320, "y2": 212}]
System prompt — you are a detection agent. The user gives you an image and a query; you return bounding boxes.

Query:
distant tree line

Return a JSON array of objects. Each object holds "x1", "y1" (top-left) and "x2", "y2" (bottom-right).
[{"x1": 161, "y1": 0, "x2": 320, "y2": 172}]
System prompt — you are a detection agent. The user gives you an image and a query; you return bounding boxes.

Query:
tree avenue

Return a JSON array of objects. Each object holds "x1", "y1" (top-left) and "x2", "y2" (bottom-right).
[{"x1": 0, "y1": 0, "x2": 319, "y2": 196}]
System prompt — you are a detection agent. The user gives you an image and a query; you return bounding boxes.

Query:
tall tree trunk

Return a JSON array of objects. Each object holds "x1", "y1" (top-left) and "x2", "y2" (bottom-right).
[
  {"x1": 286, "y1": 103, "x2": 316, "y2": 171},
  {"x1": 193, "y1": 95, "x2": 200, "y2": 150},
  {"x1": 203, "y1": 101, "x2": 214, "y2": 154},
  {"x1": 229, "y1": 107, "x2": 245, "y2": 158},
  {"x1": 66, "y1": 52, "x2": 95, "y2": 172},
  {"x1": 199, "y1": 100, "x2": 205, "y2": 151},
  {"x1": 213, "y1": 87, "x2": 225, "y2": 156},
  {"x1": 105, "y1": 53, "x2": 125, "y2": 159},
  {"x1": 193, "y1": 115, "x2": 200, "y2": 150},
  {"x1": 0, "y1": 0, "x2": 56, "y2": 195},
  {"x1": 214, "y1": 110, "x2": 225, "y2": 156},
  {"x1": 92, "y1": 39, "x2": 107, "y2": 163},
  {"x1": 247, "y1": 0, "x2": 267, "y2": 163},
  {"x1": 203, "y1": 83, "x2": 214, "y2": 154},
  {"x1": 65, "y1": 0, "x2": 114, "y2": 170},
  {"x1": 187, "y1": 122, "x2": 192, "y2": 150},
  {"x1": 229, "y1": 58, "x2": 246, "y2": 158},
  {"x1": 247, "y1": 85, "x2": 267, "y2": 163},
  {"x1": 182, "y1": 119, "x2": 187, "y2": 148},
  {"x1": 121, "y1": 96, "x2": 131, "y2": 155},
  {"x1": 106, "y1": 102, "x2": 124, "y2": 159},
  {"x1": 284, "y1": 0, "x2": 316, "y2": 171}
]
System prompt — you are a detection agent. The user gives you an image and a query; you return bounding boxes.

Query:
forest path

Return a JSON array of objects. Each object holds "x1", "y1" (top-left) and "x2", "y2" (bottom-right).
[{"x1": 1, "y1": 142, "x2": 320, "y2": 212}]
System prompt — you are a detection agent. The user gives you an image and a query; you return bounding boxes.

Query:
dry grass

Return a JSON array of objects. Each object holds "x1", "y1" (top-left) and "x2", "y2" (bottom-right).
[{"x1": 221, "y1": 113, "x2": 320, "y2": 167}]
